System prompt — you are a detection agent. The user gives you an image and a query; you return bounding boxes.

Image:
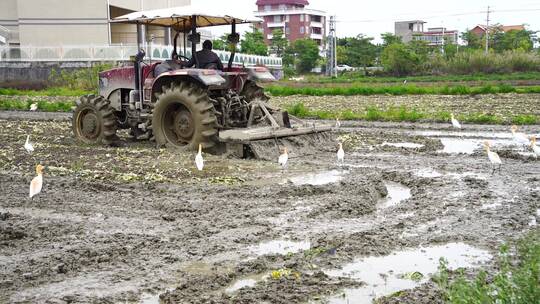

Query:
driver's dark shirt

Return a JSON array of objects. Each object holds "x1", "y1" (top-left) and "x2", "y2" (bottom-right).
[{"x1": 185, "y1": 49, "x2": 224, "y2": 70}]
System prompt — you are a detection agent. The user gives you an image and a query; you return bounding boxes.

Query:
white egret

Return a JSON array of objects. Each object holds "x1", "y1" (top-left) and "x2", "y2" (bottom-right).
[
  {"x1": 450, "y1": 113, "x2": 461, "y2": 129},
  {"x1": 483, "y1": 141, "x2": 502, "y2": 175},
  {"x1": 510, "y1": 125, "x2": 529, "y2": 147},
  {"x1": 335, "y1": 117, "x2": 341, "y2": 129},
  {"x1": 30, "y1": 103, "x2": 38, "y2": 111},
  {"x1": 24, "y1": 135, "x2": 34, "y2": 153},
  {"x1": 278, "y1": 147, "x2": 288, "y2": 170},
  {"x1": 337, "y1": 143, "x2": 345, "y2": 165},
  {"x1": 29, "y1": 164, "x2": 44, "y2": 200},
  {"x1": 530, "y1": 136, "x2": 539, "y2": 159},
  {"x1": 195, "y1": 144, "x2": 204, "y2": 171}
]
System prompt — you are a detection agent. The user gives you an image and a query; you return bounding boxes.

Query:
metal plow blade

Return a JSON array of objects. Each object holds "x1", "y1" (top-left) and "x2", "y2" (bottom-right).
[
  {"x1": 219, "y1": 124, "x2": 335, "y2": 160},
  {"x1": 218, "y1": 100, "x2": 335, "y2": 160}
]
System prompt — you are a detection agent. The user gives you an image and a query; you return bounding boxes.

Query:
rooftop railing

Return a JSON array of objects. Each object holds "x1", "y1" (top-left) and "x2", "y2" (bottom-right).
[{"x1": 0, "y1": 44, "x2": 283, "y2": 68}]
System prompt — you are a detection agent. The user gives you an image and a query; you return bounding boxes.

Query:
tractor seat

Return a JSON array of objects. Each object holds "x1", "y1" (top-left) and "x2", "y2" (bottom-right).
[{"x1": 155, "y1": 60, "x2": 182, "y2": 76}]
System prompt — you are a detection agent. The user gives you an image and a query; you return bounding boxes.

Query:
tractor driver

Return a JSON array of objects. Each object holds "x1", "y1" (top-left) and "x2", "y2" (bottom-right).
[{"x1": 184, "y1": 40, "x2": 223, "y2": 71}]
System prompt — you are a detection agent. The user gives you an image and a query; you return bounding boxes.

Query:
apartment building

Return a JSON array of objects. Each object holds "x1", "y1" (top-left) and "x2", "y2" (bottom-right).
[
  {"x1": 254, "y1": 0, "x2": 326, "y2": 50},
  {"x1": 415, "y1": 27, "x2": 459, "y2": 46},
  {"x1": 395, "y1": 20, "x2": 458, "y2": 46},
  {"x1": 0, "y1": 0, "x2": 191, "y2": 46}
]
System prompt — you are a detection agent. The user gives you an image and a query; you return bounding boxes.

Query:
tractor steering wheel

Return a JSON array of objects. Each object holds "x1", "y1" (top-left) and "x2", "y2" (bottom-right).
[{"x1": 177, "y1": 55, "x2": 190, "y2": 61}]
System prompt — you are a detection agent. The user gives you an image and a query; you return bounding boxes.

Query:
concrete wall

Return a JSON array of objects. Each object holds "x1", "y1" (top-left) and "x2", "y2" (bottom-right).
[
  {"x1": 0, "y1": 0, "x2": 192, "y2": 47},
  {"x1": 0, "y1": 0, "x2": 20, "y2": 44},
  {"x1": 0, "y1": 61, "x2": 117, "y2": 85},
  {"x1": 0, "y1": 60, "x2": 283, "y2": 84}
]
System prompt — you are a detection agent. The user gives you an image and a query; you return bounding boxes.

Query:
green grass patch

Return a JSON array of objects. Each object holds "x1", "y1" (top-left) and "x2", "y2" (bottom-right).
[
  {"x1": 283, "y1": 102, "x2": 538, "y2": 125},
  {"x1": 512, "y1": 115, "x2": 538, "y2": 125},
  {"x1": 267, "y1": 84, "x2": 540, "y2": 97},
  {"x1": 0, "y1": 99, "x2": 74, "y2": 112},
  {"x1": 303, "y1": 72, "x2": 540, "y2": 84},
  {"x1": 0, "y1": 87, "x2": 92, "y2": 97},
  {"x1": 461, "y1": 113, "x2": 503, "y2": 124},
  {"x1": 434, "y1": 231, "x2": 540, "y2": 304}
]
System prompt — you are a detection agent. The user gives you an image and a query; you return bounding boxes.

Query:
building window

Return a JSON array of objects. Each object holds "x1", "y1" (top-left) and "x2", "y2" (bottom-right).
[
  {"x1": 274, "y1": 15, "x2": 281, "y2": 23},
  {"x1": 279, "y1": 4, "x2": 286, "y2": 10},
  {"x1": 300, "y1": 14, "x2": 304, "y2": 22},
  {"x1": 285, "y1": 15, "x2": 290, "y2": 22},
  {"x1": 264, "y1": 5, "x2": 270, "y2": 11},
  {"x1": 300, "y1": 26, "x2": 305, "y2": 34},
  {"x1": 306, "y1": 15, "x2": 310, "y2": 22}
]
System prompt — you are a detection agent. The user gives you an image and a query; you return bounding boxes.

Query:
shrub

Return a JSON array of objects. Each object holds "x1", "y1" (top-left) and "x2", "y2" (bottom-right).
[
  {"x1": 49, "y1": 63, "x2": 113, "y2": 91},
  {"x1": 435, "y1": 232, "x2": 540, "y2": 304},
  {"x1": 381, "y1": 43, "x2": 420, "y2": 76}
]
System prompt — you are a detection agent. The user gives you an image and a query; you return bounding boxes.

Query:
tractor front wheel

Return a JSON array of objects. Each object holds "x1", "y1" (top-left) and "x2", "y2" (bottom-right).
[
  {"x1": 152, "y1": 82, "x2": 218, "y2": 150},
  {"x1": 72, "y1": 95, "x2": 117, "y2": 145}
]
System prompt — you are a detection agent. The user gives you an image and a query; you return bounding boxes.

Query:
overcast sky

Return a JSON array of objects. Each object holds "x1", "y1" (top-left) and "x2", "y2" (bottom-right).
[{"x1": 197, "y1": 0, "x2": 540, "y2": 43}]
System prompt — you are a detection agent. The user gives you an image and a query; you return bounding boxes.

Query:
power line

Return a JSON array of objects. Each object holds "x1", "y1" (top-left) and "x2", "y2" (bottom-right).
[{"x1": 335, "y1": 8, "x2": 540, "y2": 24}]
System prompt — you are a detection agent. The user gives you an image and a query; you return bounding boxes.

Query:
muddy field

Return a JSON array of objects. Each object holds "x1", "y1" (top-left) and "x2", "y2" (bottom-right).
[
  {"x1": 0, "y1": 111, "x2": 539, "y2": 304},
  {"x1": 271, "y1": 93, "x2": 540, "y2": 120}
]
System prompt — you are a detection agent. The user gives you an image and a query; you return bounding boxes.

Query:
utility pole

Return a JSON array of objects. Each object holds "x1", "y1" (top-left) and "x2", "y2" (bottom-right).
[
  {"x1": 485, "y1": 6, "x2": 490, "y2": 54},
  {"x1": 326, "y1": 16, "x2": 337, "y2": 77},
  {"x1": 441, "y1": 25, "x2": 445, "y2": 54}
]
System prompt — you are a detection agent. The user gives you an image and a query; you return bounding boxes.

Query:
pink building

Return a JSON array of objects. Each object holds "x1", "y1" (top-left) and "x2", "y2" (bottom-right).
[{"x1": 254, "y1": 0, "x2": 326, "y2": 50}]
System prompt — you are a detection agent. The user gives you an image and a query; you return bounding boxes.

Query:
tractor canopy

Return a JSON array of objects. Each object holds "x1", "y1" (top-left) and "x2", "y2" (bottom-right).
[{"x1": 110, "y1": 4, "x2": 262, "y2": 29}]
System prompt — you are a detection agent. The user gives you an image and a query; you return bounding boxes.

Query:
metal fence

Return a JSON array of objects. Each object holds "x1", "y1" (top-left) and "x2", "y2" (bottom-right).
[{"x1": 0, "y1": 44, "x2": 283, "y2": 68}]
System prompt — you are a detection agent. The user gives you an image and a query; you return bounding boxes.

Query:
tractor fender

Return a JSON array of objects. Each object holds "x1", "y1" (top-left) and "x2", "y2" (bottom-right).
[
  {"x1": 246, "y1": 67, "x2": 276, "y2": 83},
  {"x1": 151, "y1": 69, "x2": 226, "y2": 101}
]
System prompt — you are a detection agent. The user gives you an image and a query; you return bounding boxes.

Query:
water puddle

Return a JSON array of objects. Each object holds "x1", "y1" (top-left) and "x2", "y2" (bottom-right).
[
  {"x1": 439, "y1": 138, "x2": 515, "y2": 154},
  {"x1": 140, "y1": 293, "x2": 161, "y2": 304},
  {"x1": 481, "y1": 202, "x2": 501, "y2": 210},
  {"x1": 418, "y1": 130, "x2": 511, "y2": 139},
  {"x1": 414, "y1": 168, "x2": 443, "y2": 178},
  {"x1": 447, "y1": 172, "x2": 487, "y2": 180},
  {"x1": 248, "y1": 240, "x2": 311, "y2": 256},
  {"x1": 225, "y1": 273, "x2": 269, "y2": 293},
  {"x1": 287, "y1": 170, "x2": 346, "y2": 186},
  {"x1": 382, "y1": 142, "x2": 424, "y2": 149},
  {"x1": 323, "y1": 243, "x2": 491, "y2": 304},
  {"x1": 439, "y1": 138, "x2": 479, "y2": 154},
  {"x1": 379, "y1": 182, "x2": 412, "y2": 208}
]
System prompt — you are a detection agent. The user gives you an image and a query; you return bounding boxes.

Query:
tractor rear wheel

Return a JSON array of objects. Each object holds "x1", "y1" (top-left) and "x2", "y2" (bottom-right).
[
  {"x1": 72, "y1": 95, "x2": 117, "y2": 145},
  {"x1": 152, "y1": 82, "x2": 218, "y2": 150}
]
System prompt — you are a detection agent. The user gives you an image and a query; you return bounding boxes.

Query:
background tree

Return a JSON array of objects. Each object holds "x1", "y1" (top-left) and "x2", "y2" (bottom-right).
[
  {"x1": 407, "y1": 39, "x2": 430, "y2": 61},
  {"x1": 212, "y1": 34, "x2": 230, "y2": 51},
  {"x1": 492, "y1": 29, "x2": 535, "y2": 52},
  {"x1": 288, "y1": 38, "x2": 320, "y2": 73},
  {"x1": 270, "y1": 29, "x2": 288, "y2": 57},
  {"x1": 381, "y1": 33, "x2": 403, "y2": 47},
  {"x1": 337, "y1": 35, "x2": 378, "y2": 71},
  {"x1": 462, "y1": 29, "x2": 483, "y2": 49},
  {"x1": 381, "y1": 43, "x2": 420, "y2": 76},
  {"x1": 240, "y1": 26, "x2": 268, "y2": 56}
]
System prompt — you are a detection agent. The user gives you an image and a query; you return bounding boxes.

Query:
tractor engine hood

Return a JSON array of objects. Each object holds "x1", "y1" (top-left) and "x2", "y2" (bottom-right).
[{"x1": 156, "y1": 69, "x2": 226, "y2": 86}]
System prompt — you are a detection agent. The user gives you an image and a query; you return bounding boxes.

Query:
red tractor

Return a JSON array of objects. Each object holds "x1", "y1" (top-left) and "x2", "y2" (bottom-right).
[{"x1": 72, "y1": 7, "x2": 330, "y2": 158}]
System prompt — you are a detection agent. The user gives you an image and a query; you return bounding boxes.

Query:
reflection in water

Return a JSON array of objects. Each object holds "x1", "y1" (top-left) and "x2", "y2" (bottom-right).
[{"x1": 324, "y1": 243, "x2": 491, "y2": 304}]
